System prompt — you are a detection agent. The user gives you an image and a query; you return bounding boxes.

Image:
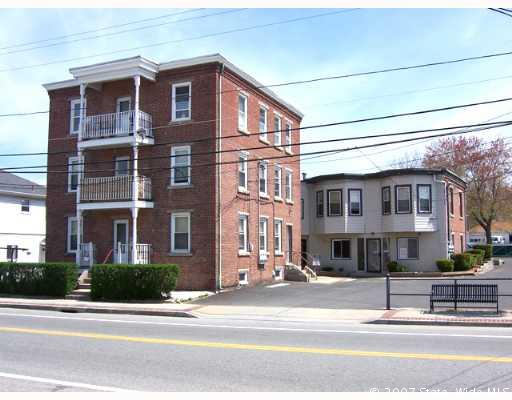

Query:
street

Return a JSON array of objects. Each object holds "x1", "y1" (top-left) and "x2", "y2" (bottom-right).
[{"x1": 1, "y1": 308, "x2": 512, "y2": 391}]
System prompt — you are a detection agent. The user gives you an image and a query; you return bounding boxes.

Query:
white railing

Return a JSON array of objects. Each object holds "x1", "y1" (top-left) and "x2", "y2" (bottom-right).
[
  {"x1": 79, "y1": 242, "x2": 95, "y2": 268},
  {"x1": 80, "y1": 175, "x2": 152, "y2": 202},
  {"x1": 135, "y1": 244, "x2": 151, "y2": 264},
  {"x1": 114, "y1": 243, "x2": 151, "y2": 264},
  {"x1": 82, "y1": 110, "x2": 153, "y2": 140}
]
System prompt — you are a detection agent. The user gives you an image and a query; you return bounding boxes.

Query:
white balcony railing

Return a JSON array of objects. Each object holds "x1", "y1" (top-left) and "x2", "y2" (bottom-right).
[
  {"x1": 80, "y1": 175, "x2": 152, "y2": 202},
  {"x1": 82, "y1": 110, "x2": 153, "y2": 140},
  {"x1": 115, "y1": 243, "x2": 151, "y2": 264}
]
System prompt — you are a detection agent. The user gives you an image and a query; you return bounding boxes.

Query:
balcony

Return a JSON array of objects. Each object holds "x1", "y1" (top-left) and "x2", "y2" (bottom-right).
[
  {"x1": 78, "y1": 110, "x2": 154, "y2": 150},
  {"x1": 78, "y1": 175, "x2": 153, "y2": 210}
]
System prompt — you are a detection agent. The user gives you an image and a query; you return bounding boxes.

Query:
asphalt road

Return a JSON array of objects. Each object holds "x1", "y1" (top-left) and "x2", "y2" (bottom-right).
[{"x1": 1, "y1": 308, "x2": 512, "y2": 391}]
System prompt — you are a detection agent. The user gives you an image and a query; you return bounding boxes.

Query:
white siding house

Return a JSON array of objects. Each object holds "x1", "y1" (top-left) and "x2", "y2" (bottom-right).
[
  {"x1": 0, "y1": 171, "x2": 46, "y2": 263},
  {"x1": 301, "y1": 168, "x2": 466, "y2": 274}
]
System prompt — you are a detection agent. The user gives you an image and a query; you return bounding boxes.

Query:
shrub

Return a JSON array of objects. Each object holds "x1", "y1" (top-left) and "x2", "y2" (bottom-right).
[
  {"x1": 464, "y1": 252, "x2": 479, "y2": 267},
  {"x1": 452, "y1": 253, "x2": 473, "y2": 271},
  {"x1": 466, "y1": 249, "x2": 485, "y2": 265},
  {"x1": 90, "y1": 264, "x2": 180, "y2": 301},
  {"x1": 436, "y1": 259, "x2": 454, "y2": 273},
  {"x1": 387, "y1": 261, "x2": 408, "y2": 273},
  {"x1": 473, "y1": 244, "x2": 492, "y2": 260},
  {"x1": 0, "y1": 262, "x2": 77, "y2": 297}
]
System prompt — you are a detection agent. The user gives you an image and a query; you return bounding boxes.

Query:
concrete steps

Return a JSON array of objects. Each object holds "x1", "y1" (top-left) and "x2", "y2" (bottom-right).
[{"x1": 66, "y1": 270, "x2": 91, "y2": 300}]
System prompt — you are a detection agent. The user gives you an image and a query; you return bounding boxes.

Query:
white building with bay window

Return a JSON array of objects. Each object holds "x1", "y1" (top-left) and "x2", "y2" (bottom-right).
[{"x1": 301, "y1": 168, "x2": 467, "y2": 274}]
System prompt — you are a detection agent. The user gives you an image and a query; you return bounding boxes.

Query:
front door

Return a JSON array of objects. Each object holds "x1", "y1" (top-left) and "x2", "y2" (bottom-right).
[
  {"x1": 116, "y1": 97, "x2": 132, "y2": 134},
  {"x1": 366, "y1": 238, "x2": 382, "y2": 273},
  {"x1": 301, "y1": 238, "x2": 307, "y2": 268},
  {"x1": 113, "y1": 219, "x2": 129, "y2": 263},
  {"x1": 286, "y1": 225, "x2": 293, "y2": 264}
]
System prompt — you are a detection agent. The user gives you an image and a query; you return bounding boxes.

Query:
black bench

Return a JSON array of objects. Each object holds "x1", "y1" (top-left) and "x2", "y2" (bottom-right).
[{"x1": 430, "y1": 283, "x2": 499, "y2": 313}]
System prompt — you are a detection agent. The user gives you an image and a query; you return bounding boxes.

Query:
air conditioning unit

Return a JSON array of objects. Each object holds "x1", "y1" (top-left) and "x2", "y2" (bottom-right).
[{"x1": 258, "y1": 251, "x2": 268, "y2": 265}]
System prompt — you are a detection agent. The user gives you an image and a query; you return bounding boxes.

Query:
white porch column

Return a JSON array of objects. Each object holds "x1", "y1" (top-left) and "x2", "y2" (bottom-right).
[
  {"x1": 131, "y1": 207, "x2": 139, "y2": 264},
  {"x1": 133, "y1": 75, "x2": 140, "y2": 135}
]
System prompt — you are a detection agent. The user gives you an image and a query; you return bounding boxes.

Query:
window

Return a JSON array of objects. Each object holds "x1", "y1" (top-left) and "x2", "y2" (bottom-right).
[
  {"x1": 327, "y1": 189, "x2": 342, "y2": 216},
  {"x1": 274, "y1": 219, "x2": 283, "y2": 255},
  {"x1": 459, "y1": 192, "x2": 464, "y2": 217},
  {"x1": 301, "y1": 198, "x2": 304, "y2": 220},
  {"x1": 171, "y1": 82, "x2": 191, "y2": 121},
  {"x1": 397, "y1": 237, "x2": 418, "y2": 260},
  {"x1": 259, "y1": 106, "x2": 268, "y2": 141},
  {"x1": 395, "y1": 185, "x2": 412, "y2": 214},
  {"x1": 285, "y1": 169, "x2": 292, "y2": 202},
  {"x1": 460, "y1": 234, "x2": 464, "y2": 252},
  {"x1": 259, "y1": 217, "x2": 268, "y2": 253},
  {"x1": 259, "y1": 161, "x2": 268, "y2": 196},
  {"x1": 285, "y1": 122, "x2": 292, "y2": 153},
  {"x1": 316, "y1": 190, "x2": 324, "y2": 217},
  {"x1": 238, "y1": 152, "x2": 248, "y2": 191},
  {"x1": 115, "y1": 156, "x2": 130, "y2": 176},
  {"x1": 382, "y1": 186, "x2": 391, "y2": 215},
  {"x1": 69, "y1": 98, "x2": 85, "y2": 135},
  {"x1": 348, "y1": 189, "x2": 362, "y2": 216},
  {"x1": 449, "y1": 187, "x2": 454, "y2": 215},
  {"x1": 67, "y1": 216, "x2": 78, "y2": 253},
  {"x1": 68, "y1": 156, "x2": 82, "y2": 193},
  {"x1": 21, "y1": 199, "x2": 30, "y2": 213},
  {"x1": 238, "y1": 269, "x2": 249, "y2": 285},
  {"x1": 116, "y1": 96, "x2": 131, "y2": 113},
  {"x1": 274, "y1": 165, "x2": 282, "y2": 198},
  {"x1": 417, "y1": 184, "x2": 432, "y2": 213},
  {"x1": 171, "y1": 212, "x2": 191, "y2": 253},
  {"x1": 171, "y1": 146, "x2": 191, "y2": 186},
  {"x1": 238, "y1": 94, "x2": 248, "y2": 132},
  {"x1": 274, "y1": 115, "x2": 282, "y2": 147},
  {"x1": 331, "y1": 239, "x2": 351, "y2": 259},
  {"x1": 238, "y1": 214, "x2": 249, "y2": 253}
]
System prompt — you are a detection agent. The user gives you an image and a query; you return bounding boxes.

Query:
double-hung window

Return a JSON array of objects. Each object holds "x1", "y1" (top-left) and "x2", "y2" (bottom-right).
[
  {"x1": 238, "y1": 152, "x2": 248, "y2": 192},
  {"x1": 171, "y1": 82, "x2": 191, "y2": 121},
  {"x1": 274, "y1": 165, "x2": 282, "y2": 198},
  {"x1": 417, "y1": 184, "x2": 432, "y2": 214},
  {"x1": 70, "y1": 98, "x2": 85, "y2": 135},
  {"x1": 316, "y1": 190, "x2": 324, "y2": 217},
  {"x1": 171, "y1": 212, "x2": 191, "y2": 253},
  {"x1": 21, "y1": 199, "x2": 30, "y2": 213},
  {"x1": 259, "y1": 217, "x2": 268, "y2": 254},
  {"x1": 459, "y1": 192, "x2": 464, "y2": 217},
  {"x1": 449, "y1": 187, "x2": 454, "y2": 215},
  {"x1": 285, "y1": 169, "x2": 292, "y2": 202},
  {"x1": 327, "y1": 189, "x2": 342, "y2": 216},
  {"x1": 238, "y1": 213, "x2": 249, "y2": 253},
  {"x1": 284, "y1": 122, "x2": 292, "y2": 153},
  {"x1": 348, "y1": 189, "x2": 362, "y2": 216},
  {"x1": 115, "y1": 156, "x2": 130, "y2": 176},
  {"x1": 382, "y1": 186, "x2": 391, "y2": 215},
  {"x1": 331, "y1": 239, "x2": 351, "y2": 259},
  {"x1": 67, "y1": 216, "x2": 79, "y2": 253},
  {"x1": 397, "y1": 237, "x2": 419, "y2": 260},
  {"x1": 259, "y1": 106, "x2": 268, "y2": 142},
  {"x1": 171, "y1": 146, "x2": 191, "y2": 186},
  {"x1": 395, "y1": 185, "x2": 412, "y2": 214},
  {"x1": 273, "y1": 115, "x2": 282, "y2": 147},
  {"x1": 274, "y1": 219, "x2": 283, "y2": 255},
  {"x1": 68, "y1": 156, "x2": 82, "y2": 193},
  {"x1": 259, "y1": 161, "x2": 268, "y2": 196},
  {"x1": 238, "y1": 94, "x2": 248, "y2": 132}
]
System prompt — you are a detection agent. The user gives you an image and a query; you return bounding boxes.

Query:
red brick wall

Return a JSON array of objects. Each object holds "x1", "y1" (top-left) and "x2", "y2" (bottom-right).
[{"x1": 445, "y1": 178, "x2": 466, "y2": 254}]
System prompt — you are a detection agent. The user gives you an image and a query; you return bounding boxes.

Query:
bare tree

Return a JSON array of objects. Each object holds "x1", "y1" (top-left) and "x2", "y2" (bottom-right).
[{"x1": 391, "y1": 150, "x2": 423, "y2": 169}]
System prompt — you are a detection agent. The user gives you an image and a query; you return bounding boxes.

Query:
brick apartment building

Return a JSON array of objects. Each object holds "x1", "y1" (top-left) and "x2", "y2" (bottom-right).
[{"x1": 43, "y1": 54, "x2": 303, "y2": 290}]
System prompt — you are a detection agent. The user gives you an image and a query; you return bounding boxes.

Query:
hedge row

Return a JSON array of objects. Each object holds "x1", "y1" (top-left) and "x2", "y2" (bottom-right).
[
  {"x1": 436, "y1": 259, "x2": 454, "y2": 272},
  {"x1": 387, "y1": 261, "x2": 408, "y2": 273},
  {"x1": 472, "y1": 244, "x2": 492, "y2": 260},
  {"x1": 90, "y1": 264, "x2": 180, "y2": 301},
  {"x1": 0, "y1": 262, "x2": 78, "y2": 297}
]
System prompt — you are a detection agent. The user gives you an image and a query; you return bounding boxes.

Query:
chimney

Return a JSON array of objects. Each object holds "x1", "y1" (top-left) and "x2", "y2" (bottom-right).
[{"x1": 301, "y1": 172, "x2": 307, "y2": 181}]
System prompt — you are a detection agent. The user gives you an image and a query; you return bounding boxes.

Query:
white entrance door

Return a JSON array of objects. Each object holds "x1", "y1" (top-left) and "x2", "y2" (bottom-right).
[
  {"x1": 113, "y1": 219, "x2": 129, "y2": 263},
  {"x1": 116, "y1": 97, "x2": 131, "y2": 135}
]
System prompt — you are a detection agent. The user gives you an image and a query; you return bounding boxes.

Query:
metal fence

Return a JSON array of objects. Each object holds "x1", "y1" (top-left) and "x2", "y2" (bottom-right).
[{"x1": 493, "y1": 245, "x2": 512, "y2": 257}]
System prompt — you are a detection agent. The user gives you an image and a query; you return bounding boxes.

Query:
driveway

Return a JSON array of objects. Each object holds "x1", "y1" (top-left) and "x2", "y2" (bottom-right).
[{"x1": 195, "y1": 260, "x2": 512, "y2": 311}]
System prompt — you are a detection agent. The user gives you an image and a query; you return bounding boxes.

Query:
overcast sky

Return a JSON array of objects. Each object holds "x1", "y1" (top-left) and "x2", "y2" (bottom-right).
[{"x1": 1, "y1": 7, "x2": 512, "y2": 185}]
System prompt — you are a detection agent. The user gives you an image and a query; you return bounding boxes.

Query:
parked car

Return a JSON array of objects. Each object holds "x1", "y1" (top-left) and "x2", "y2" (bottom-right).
[{"x1": 492, "y1": 236, "x2": 506, "y2": 245}]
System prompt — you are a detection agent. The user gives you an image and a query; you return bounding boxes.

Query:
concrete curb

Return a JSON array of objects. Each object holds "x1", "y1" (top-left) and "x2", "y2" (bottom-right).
[
  {"x1": 0, "y1": 302, "x2": 198, "y2": 318},
  {"x1": 368, "y1": 318, "x2": 512, "y2": 328}
]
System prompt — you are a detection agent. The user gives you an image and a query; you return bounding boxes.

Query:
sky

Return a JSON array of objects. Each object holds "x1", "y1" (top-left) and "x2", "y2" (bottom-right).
[{"x1": 1, "y1": 7, "x2": 512, "y2": 185}]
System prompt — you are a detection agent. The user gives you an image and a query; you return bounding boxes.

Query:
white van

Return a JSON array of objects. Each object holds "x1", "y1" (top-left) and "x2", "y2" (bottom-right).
[{"x1": 492, "y1": 236, "x2": 505, "y2": 245}]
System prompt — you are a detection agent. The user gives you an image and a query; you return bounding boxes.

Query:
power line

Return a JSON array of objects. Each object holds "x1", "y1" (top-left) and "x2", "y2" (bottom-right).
[
  {"x1": 0, "y1": 9, "x2": 357, "y2": 74},
  {"x1": 3, "y1": 94, "x2": 512, "y2": 158},
  {"x1": 489, "y1": 8, "x2": 512, "y2": 19},
  {"x1": 0, "y1": 9, "x2": 247, "y2": 57}
]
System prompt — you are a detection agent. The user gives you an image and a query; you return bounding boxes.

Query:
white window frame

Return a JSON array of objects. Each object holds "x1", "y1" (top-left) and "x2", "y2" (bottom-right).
[
  {"x1": 331, "y1": 239, "x2": 351, "y2": 260},
  {"x1": 170, "y1": 145, "x2": 191, "y2": 186},
  {"x1": 238, "y1": 93, "x2": 248, "y2": 133},
  {"x1": 68, "y1": 156, "x2": 83, "y2": 193},
  {"x1": 69, "y1": 98, "x2": 84, "y2": 135},
  {"x1": 259, "y1": 216, "x2": 268, "y2": 254},
  {"x1": 273, "y1": 114, "x2": 282, "y2": 147},
  {"x1": 395, "y1": 185, "x2": 412, "y2": 214},
  {"x1": 238, "y1": 213, "x2": 249, "y2": 254},
  {"x1": 238, "y1": 269, "x2": 249, "y2": 285},
  {"x1": 274, "y1": 218, "x2": 283, "y2": 255},
  {"x1": 259, "y1": 105, "x2": 268, "y2": 142},
  {"x1": 259, "y1": 161, "x2": 268, "y2": 197},
  {"x1": 171, "y1": 82, "x2": 191, "y2": 122},
  {"x1": 284, "y1": 121, "x2": 292, "y2": 153},
  {"x1": 238, "y1": 152, "x2": 248, "y2": 192},
  {"x1": 20, "y1": 199, "x2": 30, "y2": 214},
  {"x1": 171, "y1": 212, "x2": 191, "y2": 253},
  {"x1": 116, "y1": 96, "x2": 131, "y2": 113},
  {"x1": 115, "y1": 156, "x2": 130, "y2": 176},
  {"x1": 67, "y1": 216, "x2": 81, "y2": 254},
  {"x1": 274, "y1": 165, "x2": 282, "y2": 199},
  {"x1": 284, "y1": 169, "x2": 293, "y2": 202},
  {"x1": 417, "y1": 184, "x2": 432, "y2": 214},
  {"x1": 397, "y1": 237, "x2": 419, "y2": 260}
]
